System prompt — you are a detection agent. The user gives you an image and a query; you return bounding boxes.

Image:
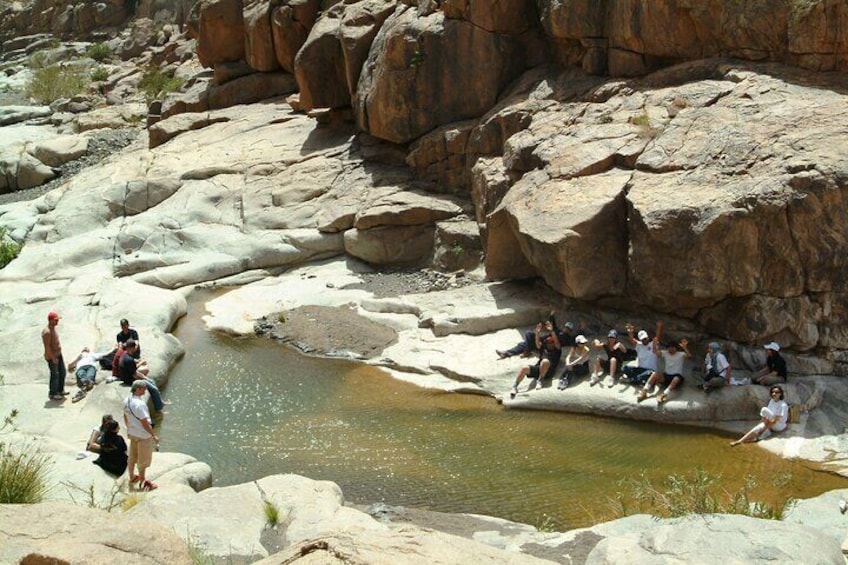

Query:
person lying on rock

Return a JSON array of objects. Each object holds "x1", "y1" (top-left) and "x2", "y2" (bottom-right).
[
  {"x1": 497, "y1": 312, "x2": 575, "y2": 359},
  {"x1": 731, "y1": 386, "x2": 789, "y2": 446},
  {"x1": 87, "y1": 414, "x2": 115, "y2": 453},
  {"x1": 68, "y1": 346, "x2": 110, "y2": 394},
  {"x1": 590, "y1": 329, "x2": 627, "y2": 387},
  {"x1": 637, "y1": 337, "x2": 691, "y2": 404},
  {"x1": 701, "y1": 342, "x2": 732, "y2": 392},
  {"x1": 118, "y1": 339, "x2": 169, "y2": 412},
  {"x1": 753, "y1": 342, "x2": 787, "y2": 386},
  {"x1": 509, "y1": 320, "x2": 562, "y2": 398},
  {"x1": 91, "y1": 419, "x2": 128, "y2": 477},
  {"x1": 558, "y1": 335, "x2": 591, "y2": 390},
  {"x1": 621, "y1": 321, "x2": 661, "y2": 386}
]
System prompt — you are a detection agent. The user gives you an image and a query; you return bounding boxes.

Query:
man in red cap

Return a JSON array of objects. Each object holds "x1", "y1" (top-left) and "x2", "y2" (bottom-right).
[{"x1": 42, "y1": 311, "x2": 68, "y2": 400}]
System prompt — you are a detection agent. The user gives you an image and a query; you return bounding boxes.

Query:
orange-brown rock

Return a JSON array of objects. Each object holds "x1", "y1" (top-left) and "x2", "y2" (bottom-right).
[
  {"x1": 271, "y1": 0, "x2": 320, "y2": 73},
  {"x1": 197, "y1": 0, "x2": 245, "y2": 68},
  {"x1": 243, "y1": 0, "x2": 279, "y2": 71},
  {"x1": 293, "y1": 3, "x2": 348, "y2": 110},
  {"x1": 340, "y1": 0, "x2": 396, "y2": 98}
]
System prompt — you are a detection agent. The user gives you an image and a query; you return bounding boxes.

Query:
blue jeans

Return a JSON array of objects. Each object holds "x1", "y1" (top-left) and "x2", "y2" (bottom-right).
[
  {"x1": 75, "y1": 365, "x2": 97, "y2": 387},
  {"x1": 503, "y1": 330, "x2": 537, "y2": 357},
  {"x1": 47, "y1": 355, "x2": 66, "y2": 395},
  {"x1": 144, "y1": 379, "x2": 165, "y2": 411},
  {"x1": 623, "y1": 366, "x2": 654, "y2": 385}
]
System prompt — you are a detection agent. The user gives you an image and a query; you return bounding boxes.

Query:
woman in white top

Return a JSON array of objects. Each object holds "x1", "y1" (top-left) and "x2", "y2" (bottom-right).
[{"x1": 730, "y1": 386, "x2": 789, "y2": 446}]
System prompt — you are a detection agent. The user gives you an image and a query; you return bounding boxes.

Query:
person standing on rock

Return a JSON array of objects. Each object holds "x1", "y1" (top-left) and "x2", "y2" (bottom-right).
[
  {"x1": 753, "y1": 342, "x2": 787, "y2": 386},
  {"x1": 124, "y1": 380, "x2": 159, "y2": 491},
  {"x1": 42, "y1": 311, "x2": 68, "y2": 401}
]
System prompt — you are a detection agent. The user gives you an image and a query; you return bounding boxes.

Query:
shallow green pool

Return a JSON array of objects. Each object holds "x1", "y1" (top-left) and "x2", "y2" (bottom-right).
[{"x1": 159, "y1": 290, "x2": 846, "y2": 530}]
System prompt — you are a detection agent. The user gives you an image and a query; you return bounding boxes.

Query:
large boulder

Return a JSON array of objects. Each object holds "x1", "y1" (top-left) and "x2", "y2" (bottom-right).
[
  {"x1": 243, "y1": 0, "x2": 279, "y2": 71},
  {"x1": 30, "y1": 134, "x2": 89, "y2": 167},
  {"x1": 197, "y1": 0, "x2": 245, "y2": 67},
  {"x1": 293, "y1": 2, "x2": 349, "y2": 110},
  {"x1": 339, "y1": 0, "x2": 396, "y2": 98},
  {"x1": 355, "y1": 5, "x2": 528, "y2": 144},
  {"x1": 271, "y1": 0, "x2": 321, "y2": 73}
]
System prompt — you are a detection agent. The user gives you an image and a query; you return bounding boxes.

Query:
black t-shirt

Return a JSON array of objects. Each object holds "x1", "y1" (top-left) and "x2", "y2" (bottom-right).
[
  {"x1": 118, "y1": 353, "x2": 138, "y2": 385},
  {"x1": 93, "y1": 433, "x2": 128, "y2": 476},
  {"x1": 116, "y1": 329, "x2": 140, "y2": 357},
  {"x1": 767, "y1": 353, "x2": 788, "y2": 378}
]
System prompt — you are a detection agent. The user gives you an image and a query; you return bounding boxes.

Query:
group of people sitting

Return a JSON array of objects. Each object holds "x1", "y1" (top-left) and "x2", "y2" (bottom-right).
[
  {"x1": 70, "y1": 319, "x2": 167, "y2": 490},
  {"x1": 500, "y1": 316, "x2": 791, "y2": 441}
]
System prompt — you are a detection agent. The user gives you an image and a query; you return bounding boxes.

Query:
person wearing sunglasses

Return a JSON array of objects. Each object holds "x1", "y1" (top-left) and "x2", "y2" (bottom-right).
[{"x1": 730, "y1": 386, "x2": 789, "y2": 446}]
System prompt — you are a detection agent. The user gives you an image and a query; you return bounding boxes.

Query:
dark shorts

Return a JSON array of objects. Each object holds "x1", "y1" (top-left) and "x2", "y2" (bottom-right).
[
  {"x1": 659, "y1": 373, "x2": 684, "y2": 386},
  {"x1": 563, "y1": 362, "x2": 590, "y2": 378},
  {"x1": 600, "y1": 358, "x2": 622, "y2": 371}
]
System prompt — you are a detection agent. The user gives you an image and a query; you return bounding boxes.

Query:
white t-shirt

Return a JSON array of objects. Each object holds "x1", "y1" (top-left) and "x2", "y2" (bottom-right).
[
  {"x1": 76, "y1": 352, "x2": 101, "y2": 370},
  {"x1": 766, "y1": 399, "x2": 789, "y2": 432},
  {"x1": 705, "y1": 352, "x2": 729, "y2": 376},
  {"x1": 661, "y1": 350, "x2": 686, "y2": 375},
  {"x1": 635, "y1": 342, "x2": 659, "y2": 371},
  {"x1": 124, "y1": 394, "x2": 152, "y2": 439}
]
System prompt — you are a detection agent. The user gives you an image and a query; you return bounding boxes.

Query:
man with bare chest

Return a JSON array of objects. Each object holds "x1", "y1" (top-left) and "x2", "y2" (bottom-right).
[{"x1": 42, "y1": 311, "x2": 68, "y2": 400}]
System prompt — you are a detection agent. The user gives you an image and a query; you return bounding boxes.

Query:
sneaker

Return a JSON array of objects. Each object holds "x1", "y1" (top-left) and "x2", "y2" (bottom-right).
[
  {"x1": 657, "y1": 393, "x2": 668, "y2": 404},
  {"x1": 534, "y1": 379, "x2": 544, "y2": 391},
  {"x1": 557, "y1": 377, "x2": 569, "y2": 390},
  {"x1": 71, "y1": 390, "x2": 87, "y2": 403},
  {"x1": 60, "y1": 391, "x2": 70, "y2": 396},
  {"x1": 589, "y1": 374, "x2": 600, "y2": 386},
  {"x1": 636, "y1": 390, "x2": 648, "y2": 402},
  {"x1": 49, "y1": 394, "x2": 66, "y2": 401},
  {"x1": 509, "y1": 386, "x2": 518, "y2": 399},
  {"x1": 496, "y1": 350, "x2": 508, "y2": 359},
  {"x1": 142, "y1": 480, "x2": 158, "y2": 491}
]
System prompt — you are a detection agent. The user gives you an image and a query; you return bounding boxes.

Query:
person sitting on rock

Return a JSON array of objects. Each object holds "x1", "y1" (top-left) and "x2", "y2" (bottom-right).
[
  {"x1": 87, "y1": 414, "x2": 115, "y2": 453},
  {"x1": 509, "y1": 320, "x2": 561, "y2": 398},
  {"x1": 590, "y1": 329, "x2": 627, "y2": 387},
  {"x1": 731, "y1": 385, "x2": 789, "y2": 446},
  {"x1": 497, "y1": 312, "x2": 574, "y2": 359},
  {"x1": 116, "y1": 318, "x2": 141, "y2": 358},
  {"x1": 558, "y1": 335, "x2": 591, "y2": 390},
  {"x1": 753, "y1": 342, "x2": 787, "y2": 386},
  {"x1": 701, "y1": 342, "x2": 732, "y2": 392},
  {"x1": 67, "y1": 346, "x2": 109, "y2": 395},
  {"x1": 91, "y1": 419, "x2": 128, "y2": 477},
  {"x1": 637, "y1": 337, "x2": 691, "y2": 404},
  {"x1": 621, "y1": 321, "x2": 661, "y2": 386},
  {"x1": 118, "y1": 339, "x2": 169, "y2": 412}
]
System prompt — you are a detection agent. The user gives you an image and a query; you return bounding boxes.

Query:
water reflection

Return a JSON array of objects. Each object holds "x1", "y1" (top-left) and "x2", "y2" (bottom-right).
[{"x1": 160, "y1": 291, "x2": 847, "y2": 529}]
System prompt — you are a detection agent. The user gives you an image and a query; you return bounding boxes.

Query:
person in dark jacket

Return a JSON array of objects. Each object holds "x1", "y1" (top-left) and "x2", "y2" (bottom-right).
[
  {"x1": 754, "y1": 342, "x2": 788, "y2": 386},
  {"x1": 92, "y1": 420, "x2": 128, "y2": 477}
]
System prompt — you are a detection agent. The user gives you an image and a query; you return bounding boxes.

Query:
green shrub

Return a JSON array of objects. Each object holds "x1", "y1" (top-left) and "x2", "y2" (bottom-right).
[
  {"x1": 0, "y1": 227, "x2": 22, "y2": 269},
  {"x1": 86, "y1": 42, "x2": 113, "y2": 62},
  {"x1": 90, "y1": 66, "x2": 110, "y2": 82},
  {"x1": 263, "y1": 500, "x2": 280, "y2": 526},
  {"x1": 25, "y1": 64, "x2": 87, "y2": 104},
  {"x1": 0, "y1": 410, "x2": 51, "y2": 504},
  {"x1": 138, "y1": 66, "x2": 184, "y2": 103},
  {"x1": 610, "y1": 468, "x2": 791, "y2": 520},
  {"x1": 28, "y1": 50, "x2": 49, "y2": 70}
]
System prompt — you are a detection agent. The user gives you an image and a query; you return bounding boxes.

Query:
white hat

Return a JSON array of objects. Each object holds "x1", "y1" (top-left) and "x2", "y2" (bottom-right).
[
  {"x1": 575, "y1": 335, "x2": 588, "y2": 344},
  {"x1": 637, "y1": 330, "x2": 649, "y2": 341},
  {"x1": 764, "y1": 342, "x2": 780, "y2": 352}
]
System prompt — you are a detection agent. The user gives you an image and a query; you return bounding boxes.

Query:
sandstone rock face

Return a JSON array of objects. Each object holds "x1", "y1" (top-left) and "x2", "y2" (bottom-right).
[
  {"x1": 293, "y1": 2, "x2": 349, "y2": 110},
  {"x1": 271, "y1": 0, "x2": 320, "y2": 73},
  {"x1": 539, "y1": 0, "x2": 848, "y2": 76},
  {"x1": 197, "y1": 0, "x2": 246, "y2": 68},
  {"x1": 474, "y1": 61, "x2": 848, "y2": 351},
  {"x1": 244, "y1": 0, "x2": 279, "y2": 72},
  {"x1": 355, "y1": 6, "x2": 528, "y2": 144}
]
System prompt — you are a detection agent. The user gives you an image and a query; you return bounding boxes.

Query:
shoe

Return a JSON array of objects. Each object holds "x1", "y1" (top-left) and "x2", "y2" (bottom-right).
[
  {"x1": 636, "y1": 390, "x2": 648, "y2": 402},
  {"x1": 130, "y1": 475, "x2": 141, "y2": 484},
  {"x1": 657, "y1": 393, "x2": 668, "y2": 404},
  {"x1": 49, "y1": 394, "x2": 66, "y2": 401},
  {"x1": 839, "y1": 499, "x2": 847, "y2": 515},
  {"x1": 558, "y1": 377, "x2": 569, "y2": 390},
  {"x1": 71, "y1": 390, "x2": 86, "y2": 403},
  {"x1": 496, "y1": 350, "x2": 508, "y2": 359},
  {"x1": 534, "y1": 380, "x2": 544, "y2": 391},
  {"x1": 607, "y1": 377, "x2": 616, "y2": 388},
  {"x1": 589, "y1": 375, "x2": 600, "y2": 386},
  {"x1": 142, "y1": 480, "x2": 158, "y2": 491},
  {"x1": 60, "y1": 391, "x2": 70, "y2": 396},
  {"x1": 509, "y1": 386, "x2": 518, "y2": 399}
]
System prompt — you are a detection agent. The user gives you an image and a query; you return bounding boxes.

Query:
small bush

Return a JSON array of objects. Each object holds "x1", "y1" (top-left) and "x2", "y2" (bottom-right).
[
  {"x1": 28, "y1": 50, "x2": 49, "y2": 69},
  {"x1": 138, "y1": 66, "x2": 184, "y2": 104},
  {"x1": 90, "y1": 66, "x2": 110, "y2": 82},
  {"x1": 0, "y1": 227, "x2": 22, "y2": 269},
  {"x1": 25, "y1": 64, "x2": 86, "y2": 104},
  {"x1": 263, "y1": 500, "x2": 280, "y2": 526},
  {"x1": 86, "y1": 42, "x2": 113, "y2": 62},
  {"x1": 0, "y1": 441, "x2": 51, "y2": 503},
  {"x1": 611, "y1": 468, "x2": 790, "y2": 521}
]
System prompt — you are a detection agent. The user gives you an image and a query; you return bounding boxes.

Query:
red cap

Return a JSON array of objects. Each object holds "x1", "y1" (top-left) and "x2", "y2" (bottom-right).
[{"x1": 47, "y1": 311, "x2": 60, "y2": 321}]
